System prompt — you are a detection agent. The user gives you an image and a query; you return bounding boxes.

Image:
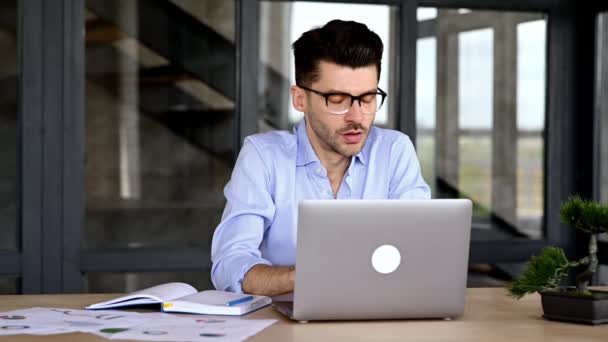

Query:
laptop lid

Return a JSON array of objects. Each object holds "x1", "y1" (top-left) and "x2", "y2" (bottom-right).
[{"x1": 292, "y1": 199, "x2": 472, "y2": 321}]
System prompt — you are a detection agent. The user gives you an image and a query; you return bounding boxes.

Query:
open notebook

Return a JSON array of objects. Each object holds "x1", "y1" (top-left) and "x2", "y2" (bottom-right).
[{"x1": 85, "y1": 282, "x2": 271, "y2": 316}]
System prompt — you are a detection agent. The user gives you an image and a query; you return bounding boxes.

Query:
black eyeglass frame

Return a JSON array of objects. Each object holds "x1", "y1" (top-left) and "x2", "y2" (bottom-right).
[{"x1": 297, "y1": 84, "x2": 388, "y2": 114}]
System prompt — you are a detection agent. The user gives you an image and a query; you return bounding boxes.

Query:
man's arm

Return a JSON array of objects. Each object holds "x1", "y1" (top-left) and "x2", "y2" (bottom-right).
[
  {"x1": 242, "y1": 264, "x2": 295, "y2": 296},
  {"x1": 211, "y1": 139, "x2": 278, "y2": 293}
]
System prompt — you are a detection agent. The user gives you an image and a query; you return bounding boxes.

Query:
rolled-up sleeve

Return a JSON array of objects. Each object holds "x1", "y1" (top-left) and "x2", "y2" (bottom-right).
[
  {"x1": 211, "y1": 138, "x2": 275, "y2": 293},
  {"x1": 388, "y1": 134, "x2": 431, "y2": 200}
]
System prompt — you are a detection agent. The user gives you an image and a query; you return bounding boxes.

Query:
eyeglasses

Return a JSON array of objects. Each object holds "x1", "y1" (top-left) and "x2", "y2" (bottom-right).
[{"x1": 298, "y1": 85, "x2": 387, "y2": 115}]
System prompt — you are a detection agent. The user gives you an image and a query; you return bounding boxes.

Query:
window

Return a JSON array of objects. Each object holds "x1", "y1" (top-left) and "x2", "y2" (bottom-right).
[
  {"x1": 258, "y1": 1, "x2": 398, "y2": 131},
  {"x1": 84, "y1": 0, "x2": 236, "y2": 291},
  {"x1": 416, "y1": 8, "x2": 547, "y2": 242}
]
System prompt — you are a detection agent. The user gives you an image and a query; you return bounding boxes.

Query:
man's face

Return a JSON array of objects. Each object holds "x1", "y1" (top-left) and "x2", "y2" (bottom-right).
[{"x1": 292, "y1": 61, "x2": 378, "y2": 158}]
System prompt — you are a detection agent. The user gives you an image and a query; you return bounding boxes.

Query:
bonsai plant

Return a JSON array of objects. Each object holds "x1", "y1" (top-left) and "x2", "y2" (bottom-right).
[{"x1": 507, "y1": 195, "x2": 608, "y2": 325}]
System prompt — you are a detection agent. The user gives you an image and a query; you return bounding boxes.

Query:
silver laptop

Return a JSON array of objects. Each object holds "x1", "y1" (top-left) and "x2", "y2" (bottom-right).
[{"x1": 272, "y1": 199, "x2": 472, "y2": 322}]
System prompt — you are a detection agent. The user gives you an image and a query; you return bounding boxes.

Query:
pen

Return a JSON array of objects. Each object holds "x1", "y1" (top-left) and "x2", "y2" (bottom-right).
[{"x1": 225, "y1": 295, "x2": 254, "y2": 306}]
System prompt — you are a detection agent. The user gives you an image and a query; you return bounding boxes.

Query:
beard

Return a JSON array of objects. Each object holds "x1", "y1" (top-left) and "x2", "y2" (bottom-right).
[{"x1": 307, "y1": 111, "x2": 370, "y2": 158}]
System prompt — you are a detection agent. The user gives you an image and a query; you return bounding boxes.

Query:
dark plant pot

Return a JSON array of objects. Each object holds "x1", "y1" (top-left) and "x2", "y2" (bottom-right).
[{"x1": 540, "y1": 288, "x2": 608, "y2": 325}]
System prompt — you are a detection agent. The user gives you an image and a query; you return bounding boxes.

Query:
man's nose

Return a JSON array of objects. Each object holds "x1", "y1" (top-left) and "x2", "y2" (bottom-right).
[{"x1": 344, "y1": 100, "x2": 364, "y2": 122}]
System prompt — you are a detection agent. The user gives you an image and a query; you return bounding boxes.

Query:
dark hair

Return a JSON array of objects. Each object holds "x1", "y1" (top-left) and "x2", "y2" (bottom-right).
[{"x1": 292, "y1": 19, "x2": 383, "y2": 86}]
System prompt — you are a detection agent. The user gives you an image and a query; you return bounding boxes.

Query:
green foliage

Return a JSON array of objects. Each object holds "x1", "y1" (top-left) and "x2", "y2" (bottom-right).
[
  {"x1": 560, "y1": 195, "x2": 608, "y2": 234},
  {"x1": 508, "y1": 247, "x2": 570, "y2": 299},
  {"x1": 508, "y1": 197, "x2": 608, "y2": 300}
]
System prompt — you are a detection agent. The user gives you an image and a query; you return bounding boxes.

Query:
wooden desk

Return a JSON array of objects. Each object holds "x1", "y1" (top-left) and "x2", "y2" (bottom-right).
[{"x1": 1, "y1": 288, "x2": 607, "y2": 341}]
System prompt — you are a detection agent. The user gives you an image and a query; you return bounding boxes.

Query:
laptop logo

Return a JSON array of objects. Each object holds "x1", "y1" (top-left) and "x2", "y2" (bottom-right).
[{"x1": 371, "y1": 245, "x2": 401, "y2": 274}]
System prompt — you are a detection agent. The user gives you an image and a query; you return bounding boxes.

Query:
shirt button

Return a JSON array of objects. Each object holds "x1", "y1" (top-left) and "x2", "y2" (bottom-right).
[{"x1": 316, "y1": 168, "x2": 323, "y2": 175}]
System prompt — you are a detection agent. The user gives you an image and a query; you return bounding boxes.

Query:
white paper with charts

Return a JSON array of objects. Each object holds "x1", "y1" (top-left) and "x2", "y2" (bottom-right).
[{"x1": 0, "y1": 307, "x2": 276, "y2": 341}]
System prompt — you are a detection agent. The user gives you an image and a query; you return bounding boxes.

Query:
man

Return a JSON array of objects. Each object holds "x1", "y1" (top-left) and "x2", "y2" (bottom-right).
[{"x1": 211, "y1": 20, "x2": 430, "y2": 296}]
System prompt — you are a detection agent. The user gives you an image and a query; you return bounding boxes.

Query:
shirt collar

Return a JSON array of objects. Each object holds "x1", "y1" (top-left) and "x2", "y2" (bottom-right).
[
  {"x1": 295, "y1": 119, "x2": 369, "y2": 167},
  {"x1": 295, "y1": 119, "x2": 318, "y2": 166},
  {"x1": 357, "y1": 129, "x2": 370, "y2": 166}
]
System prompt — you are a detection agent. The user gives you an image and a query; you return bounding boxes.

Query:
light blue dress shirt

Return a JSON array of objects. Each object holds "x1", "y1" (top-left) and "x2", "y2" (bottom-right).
[{"x1": 211, "y1": 119, "x2": 431, "y2": 293}]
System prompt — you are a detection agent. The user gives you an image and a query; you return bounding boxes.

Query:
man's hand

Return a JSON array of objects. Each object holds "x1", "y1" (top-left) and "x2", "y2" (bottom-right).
[{"x1": 241, "y1": 264, "x2": 295, "y2": 296}]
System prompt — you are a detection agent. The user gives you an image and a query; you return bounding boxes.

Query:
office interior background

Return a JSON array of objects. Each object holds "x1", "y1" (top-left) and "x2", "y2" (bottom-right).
[{"x1": 0, "y1": 0, "x2": 607, "y2": 294}]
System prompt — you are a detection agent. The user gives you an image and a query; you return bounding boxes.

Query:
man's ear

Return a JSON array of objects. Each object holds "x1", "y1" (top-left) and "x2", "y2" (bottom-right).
[{"x1": 291, "y1": 85, "x2": 306, "y2": 112}]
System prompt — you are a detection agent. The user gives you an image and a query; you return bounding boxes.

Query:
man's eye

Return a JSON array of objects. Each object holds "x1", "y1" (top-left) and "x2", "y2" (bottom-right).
[
  {"x1": 328, "y1": 95, "x2": 348, "y2": 104},
  {"x1": 361, "y1": 94, "x2": 376, "y2": 103}
]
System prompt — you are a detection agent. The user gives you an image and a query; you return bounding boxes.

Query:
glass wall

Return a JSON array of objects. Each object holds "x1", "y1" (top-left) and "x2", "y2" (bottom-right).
[
  {"x1": 0, "y1": 0, "x2": 18, "y2": 294},
  {"x1": 416, "y1": 8, "x2": 547, "y2": 243},
  {"x1": 84, "y1": 0, "x2": 235, "y2": 291},
  {"x1": 258, "y1": 1, "x2": 398, "y2": 132}
]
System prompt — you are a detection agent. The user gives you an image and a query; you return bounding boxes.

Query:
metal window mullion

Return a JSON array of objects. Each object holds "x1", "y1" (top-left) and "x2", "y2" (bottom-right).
[
  {"x1": 20, "y1": 0, "x2": 84, "y2": 294},
  {"x1": 19, "y1": 0, "x2": 44, "y2": 295},
  {"x1": 594, "y1": 13, "x2": 608, "y2": 203},
  {"x1": 62, "y1": 0, "x2": 84, "y2": 294},
  {"x1": 236, "y1": 0, "x2": 260, "y2": 155},
  {"x1": 397, "y1": 0, "x2": 418, "y2": 141},
  {"x1": 41, "y1": 0, "x2": 64, "y2": 295}
]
